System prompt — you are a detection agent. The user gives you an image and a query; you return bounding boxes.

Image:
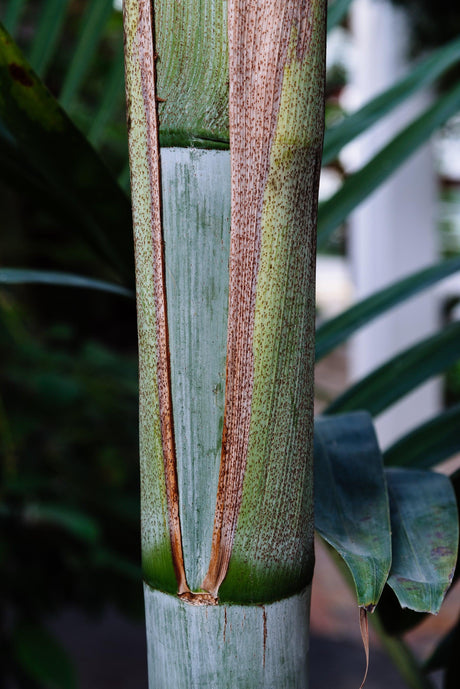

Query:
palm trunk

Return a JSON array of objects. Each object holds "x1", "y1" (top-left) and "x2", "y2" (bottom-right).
[
  {"x1": 144, "y1": 586, "x2": 310, "y2": 688},
  {"x1": 123, "y1": 1, "x2": 326, "y2": 687}
]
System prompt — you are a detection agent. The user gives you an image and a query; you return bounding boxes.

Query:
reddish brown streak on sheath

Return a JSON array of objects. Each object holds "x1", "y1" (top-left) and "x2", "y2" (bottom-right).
[
  {"x1": 203, "y1": 0, "x2": 313, "y2": 598},
  {"x1": 136, "y1": 0, "x2": 188, "y2": 595},
  {"x1": 359, "y1": 608, "x2": 370, "y2": 689}
]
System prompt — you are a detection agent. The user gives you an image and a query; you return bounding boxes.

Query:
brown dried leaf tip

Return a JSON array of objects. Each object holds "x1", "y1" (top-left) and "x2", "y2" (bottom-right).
[{"x1": 359, "y1": 607, "x2": 370, "y2": 689}]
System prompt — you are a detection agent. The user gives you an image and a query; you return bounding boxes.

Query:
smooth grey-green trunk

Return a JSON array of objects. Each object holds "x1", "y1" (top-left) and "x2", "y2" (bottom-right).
[{"x1": 144, "y1": 586, "x2": 310, "y2": 688}]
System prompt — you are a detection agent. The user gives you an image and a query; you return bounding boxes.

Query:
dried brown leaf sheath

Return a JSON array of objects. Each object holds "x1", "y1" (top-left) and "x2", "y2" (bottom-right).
[
  {"x1": 204, "y1": 0, "x2": 325, "y2": 598},
  {"x1": 126, "y1": 0, "x2": 325, "y2": 601},
  {"x1": 124, "y1": 0, "x2": 188, "y2": 594}
]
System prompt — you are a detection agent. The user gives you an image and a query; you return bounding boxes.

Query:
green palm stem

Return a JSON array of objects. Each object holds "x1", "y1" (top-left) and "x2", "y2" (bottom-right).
[{"x1": 123, "y1": 1, "x2": 326, "y2": 687}]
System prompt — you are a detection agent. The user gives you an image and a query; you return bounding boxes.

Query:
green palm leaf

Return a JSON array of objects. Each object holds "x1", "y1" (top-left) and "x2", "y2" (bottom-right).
[
  {"x1": 59, "y1": 0, "x2": 115, "y2": 110},
  {"x1": 88, "y1": 33, "x2": 125, "y2": 147},
  {"x1": 316, "y1": 257, "x2": 460, "y2": 361},
  {"x1": 0, "y1": 267, "x2": 134, "y2": 297},
  {"x1": 326, "y1": 321, "x2": 460, "y2": 416},
  {"x1": 326, "y1": 0, "x2": 353, "y2": 33},
  {"x1": 12, "y1": 624, "x2": 77, "y2": 689},
  {"x1": 2, "y1": 0, "x2": 26, "y2": 36},
  {"x1": 318, "y1": 80, "x2": 460, "y2": 248},
  {"x1": 28, "y1": 0, "x2": 70, "y2": 77},
  {"x1": 322, "y1": 35, "x2": 460, "y2": 165},
  {"x1": 384, "y1": 403, "x2": 460, "y2": 469}
]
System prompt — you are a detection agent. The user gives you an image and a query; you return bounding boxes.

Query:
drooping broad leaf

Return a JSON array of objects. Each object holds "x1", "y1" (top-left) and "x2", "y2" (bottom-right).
[
  {"x1": 326, "y1": 321, "x2": 460, "y2": 416},
  {"x1": 318, "y1": 80, "x2": 460, "y2": 248},
  {"x1": 12, "y1": 624, "x2": 76, "y2": 689},
  {"x1": 314, "y1": 412, "x2": 391, "y2": 609},
  {"x1": 322, "y1": 35, "x2": 460, "y2": 165},
  {"x1": 384, "y1": 403, "x2": 460, "y2": 469},
  {"x1": 0, "y1": 22, "x2": 133, "y2": 283},
  {"x1": 0, "y1": 267, "x2": 134, "y2": 297},
  {"x1": 451, "y1": 468, "x2": 460, "y2": 515},
  {"x1": 315, "y1": 257, "x2": 460, "y2": 361},
  {"x1": 385, "y1": 468, "x2": 458, "y2": 613},
  {"x1": 380, "y1": 469, "x2": 459, "y2": 634}
]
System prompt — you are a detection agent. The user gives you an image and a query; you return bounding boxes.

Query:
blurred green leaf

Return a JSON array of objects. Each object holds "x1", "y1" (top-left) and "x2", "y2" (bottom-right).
[
  {"x1": 425, "y1": 614, "x2": 460, "y2": 689},
  {"x1": 0, "y1": 23, "x2": 133, "y2": 283},
  {"x1": 12, "y1": 624, "x2": 77, "y2": 689},
  {"x1": 2, "y1": 0, "x2": 26, "y2": 36},
  {"x1": 28, "y1": 0, "x2": 70, "y2": 77},
  {"x1": 4, "y1": 474, "x2": 55, "y2": 494},
  {"x1": 369, "y1": 609, "x2": 436, "y2": 689},
  {"x1": 318, "y1": 80, "x2": 460, "y2": 248},
  {"x1": 94, "y1": 547, "x2": 141, "y2": 580},
  {"x1": 314, "y1": 412, "x2": 391, "y2": 609},
  {"x1": 326, "y1": 321, "x2": 460, "y2": 416},
  {"x1": 386, "y1": 468, "x2": 458, "y2": 613},
  {"x1": 59, "y1": 0, "x2": 115, "y2": 110},
  {"x1": 88, "y1": 33, "x2": 125, "y2": 147},
  {"x1": 384, "y1": 403, "x2": 460, "y2": 469},
  {"x1": 322, "y1": 35, "x2": 460, "y2": 165},
  {"x1": 0, "y1": 267, "x2": 134, "y2": 297},
  {"x1": 118, "y1": 161, "x2": 131, "y2": 192},
  {"x1": 23, "y1": 503, "x2": 101, "y2": 543},
  {"x1": 424, "y1": 617, "x2": 458, "y2": 673},
  {"x1": 327, "y1": 0, "x2": 353, "y2": 33},
  {"x1": 315, "y1": 257, "x2": 460, "y2": 361}
]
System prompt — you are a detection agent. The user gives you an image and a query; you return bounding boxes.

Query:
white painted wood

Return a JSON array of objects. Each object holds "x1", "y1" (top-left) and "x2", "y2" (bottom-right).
[
  {"x1": 144, "y1": 584, "x2": 310, "y2": 689},
  {"x1": 347, "y1": 0, "x2": 441, "y2": 448}
]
